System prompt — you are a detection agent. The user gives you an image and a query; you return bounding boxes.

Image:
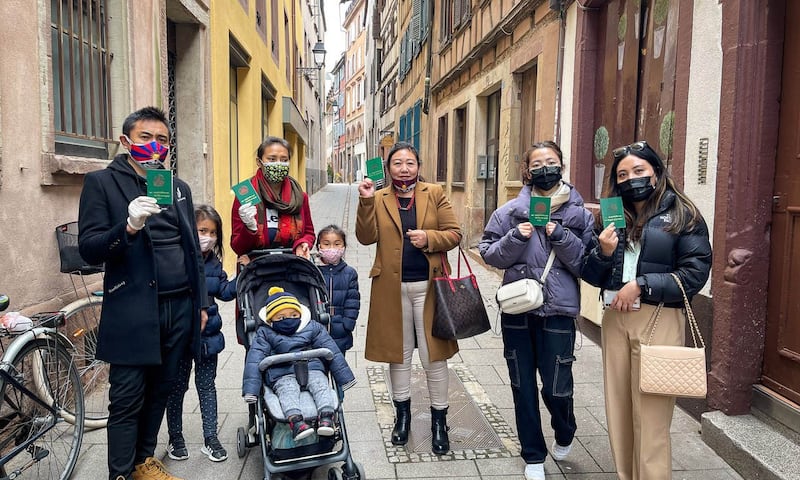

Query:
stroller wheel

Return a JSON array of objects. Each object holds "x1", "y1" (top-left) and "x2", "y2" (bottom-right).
[
  {"x1": 355, "y1": 462, "x2": 366, "y2": 479},
  {"x1": 327, "y1": 467, "x2": 343, "y2": 480},
  {"x1": 236, "y1": 427, "x2": 247, "y2": 458}
]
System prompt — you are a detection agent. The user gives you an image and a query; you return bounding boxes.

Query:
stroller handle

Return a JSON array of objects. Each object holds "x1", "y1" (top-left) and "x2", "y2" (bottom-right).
[{"x1": 258, "y1": 348, "x2": 335, "y2": 372}]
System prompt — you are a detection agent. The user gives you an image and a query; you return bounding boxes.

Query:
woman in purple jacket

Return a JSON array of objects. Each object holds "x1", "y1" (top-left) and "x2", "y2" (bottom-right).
[{"x1": 479, "y1": 141, "x2": 593, "y2": 480}]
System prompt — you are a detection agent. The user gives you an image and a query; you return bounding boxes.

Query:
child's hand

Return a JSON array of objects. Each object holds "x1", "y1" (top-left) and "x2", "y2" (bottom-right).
[
  {"x1": 238, "y1": 255, "x2": 251, "y2": 266},
  {"x1": 243, "y1": 394, "x2": 258, "y2": 404}
]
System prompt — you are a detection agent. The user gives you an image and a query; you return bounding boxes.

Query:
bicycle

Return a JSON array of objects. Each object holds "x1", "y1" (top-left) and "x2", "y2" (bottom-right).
[
  {"x1": 55, "y1": 222, "x2": 109, "y2": 429},
  {"x1": 0, "y1": 294, "x2": 85, "y2": 480}
]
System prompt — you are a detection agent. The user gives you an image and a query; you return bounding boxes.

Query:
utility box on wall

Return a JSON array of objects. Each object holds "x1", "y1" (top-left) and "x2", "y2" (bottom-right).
[{"x1": 477, "y1": 154, "x2": 488, "y2": 179}]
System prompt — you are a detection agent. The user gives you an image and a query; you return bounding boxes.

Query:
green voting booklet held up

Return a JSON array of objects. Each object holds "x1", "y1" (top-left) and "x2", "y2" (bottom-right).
[
  {"x1": 365, "y1": 156, "x2": 385, "y2": 188},
  {"x1": 529, "y1": 196, "x2": 551, "y2": 226},
  {"x1": 232, "y1": 179, "x2": 261, "y2": 206},
  {"x1": 146, "y1": 169, "x2": 173, "y2": 205},
  {"x1": 600, "y1": 196, "x2": 626, "y2": 229}
]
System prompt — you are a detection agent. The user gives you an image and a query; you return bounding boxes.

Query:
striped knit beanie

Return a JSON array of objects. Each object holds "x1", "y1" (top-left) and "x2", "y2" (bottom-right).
[{"x1": 260, "y1": 286, "x2": 302, "y2": 322}]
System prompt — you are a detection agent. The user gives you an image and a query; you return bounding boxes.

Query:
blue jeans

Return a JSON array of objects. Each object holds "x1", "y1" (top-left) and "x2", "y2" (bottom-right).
[{"x1": 501, "y1": 313, "x2": 577, "y2": 464}]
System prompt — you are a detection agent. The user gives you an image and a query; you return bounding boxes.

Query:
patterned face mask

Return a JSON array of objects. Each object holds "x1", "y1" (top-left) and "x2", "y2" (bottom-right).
[
  {"x1": 262, "y1": 161, "x2": 290, "y2": 183},
  {"x1": 319, "y1": 247, "x2": 345, "y2": 265},
  {"x1": 125, "y1": 136, "x2": 169, "y2": 169}
]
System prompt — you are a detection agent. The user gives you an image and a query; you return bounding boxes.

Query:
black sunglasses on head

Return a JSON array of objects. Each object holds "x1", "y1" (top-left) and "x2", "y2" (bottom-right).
[{"x1": 612, "y1": 141, "x2": 649, "y2": 160}]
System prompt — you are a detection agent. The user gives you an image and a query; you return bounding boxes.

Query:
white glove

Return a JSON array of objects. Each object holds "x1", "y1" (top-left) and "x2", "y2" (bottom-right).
[
  {"x1": 127, "y1": 196, "x2": 161, "y2": 231},
  {"x1": 243, "y1": 394, "x2": 258, "y2": 404},
  {"x1": 239, "y1": 202, "x2": 258, "y2": 232}
]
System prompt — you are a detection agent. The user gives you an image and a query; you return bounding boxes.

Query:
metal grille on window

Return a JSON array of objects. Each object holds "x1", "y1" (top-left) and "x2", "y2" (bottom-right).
[
  {"x1": 51, "y1": 0, "x2": 113, "y2": 156},
  {"x1": 168, "y1": 50, "x2": 178, "y2": 175}
]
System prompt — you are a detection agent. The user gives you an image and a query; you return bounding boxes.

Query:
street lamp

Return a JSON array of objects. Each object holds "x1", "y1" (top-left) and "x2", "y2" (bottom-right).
[{"x1": 297, "y1": 41, "x2": 326, "y2": 77}]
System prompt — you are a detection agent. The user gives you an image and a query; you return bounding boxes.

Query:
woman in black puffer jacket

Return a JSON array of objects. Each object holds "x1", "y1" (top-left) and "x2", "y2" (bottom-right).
[{"x1": 581, "y1": 141, "x2": 711, "y2": 480}]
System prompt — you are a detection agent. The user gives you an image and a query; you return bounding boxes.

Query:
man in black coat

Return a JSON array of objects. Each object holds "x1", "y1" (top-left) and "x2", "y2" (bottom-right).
[{"x1": 78, "y1": 106, "x2": 208, "y2": 480}]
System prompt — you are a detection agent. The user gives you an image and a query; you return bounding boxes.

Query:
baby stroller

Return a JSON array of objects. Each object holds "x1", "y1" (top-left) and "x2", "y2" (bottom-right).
[{"x1": 235, "y1": 251, "x2": 365, "y2": 480}]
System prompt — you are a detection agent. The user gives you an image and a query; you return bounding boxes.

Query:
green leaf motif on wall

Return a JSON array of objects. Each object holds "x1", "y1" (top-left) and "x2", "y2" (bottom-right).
[
  {"x1": 660, "y1": 111, "x2": 675, "y2": 156},
  {"x1": 654, "y1": 0, "x2": 669, "y2": 25},
  {"x1": 594, "y1": 126, "x2": 609, "y2": 162},
  {"x1": 618, "y1": 13, "x2": 627, "y2": 41}
]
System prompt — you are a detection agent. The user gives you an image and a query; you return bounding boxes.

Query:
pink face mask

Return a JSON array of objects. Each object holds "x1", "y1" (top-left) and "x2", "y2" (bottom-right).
[
  {"x1": 198, "y1": 234, "x2": 215, "y2": 253},
  {"x1": 319, "y1": 248, "x2": 345, "y2": 265}
]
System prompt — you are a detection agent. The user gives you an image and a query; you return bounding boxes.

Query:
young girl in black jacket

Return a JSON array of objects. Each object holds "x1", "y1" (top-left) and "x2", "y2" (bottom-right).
[
  {"x1": 165, "y1": 205, "x2": 237, "y2": 463},
  {"x1": 581, "y1": 141, "x2": 712, "y2": 480}
]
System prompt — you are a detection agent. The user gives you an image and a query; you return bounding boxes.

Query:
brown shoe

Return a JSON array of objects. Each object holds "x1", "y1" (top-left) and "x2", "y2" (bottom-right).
[{"x1": 132, "y1": 457, "x2": 184, "y2": 480}]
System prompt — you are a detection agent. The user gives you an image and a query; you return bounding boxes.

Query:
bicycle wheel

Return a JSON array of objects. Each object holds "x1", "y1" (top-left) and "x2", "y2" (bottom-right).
[
  {"x1": 0, "y1": 338, "x2": 84, "y2": 480},
  {"x1": 60, "y1": 296, "x2": 109, "y2": 428}
]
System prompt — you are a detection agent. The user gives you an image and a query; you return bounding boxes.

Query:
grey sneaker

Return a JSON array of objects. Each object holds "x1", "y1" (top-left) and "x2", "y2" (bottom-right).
[
  {"x1": 201, "y1": 435, "x2": 228, "y2": 462},
  {"x1": 167, "y1": 435, "x2": 189, "y2": 461}
]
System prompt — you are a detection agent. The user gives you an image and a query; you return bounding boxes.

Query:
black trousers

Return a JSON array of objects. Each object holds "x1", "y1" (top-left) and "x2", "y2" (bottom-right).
[{"x1": 107, "y1": 294, "x2": 194, "y2": 480}]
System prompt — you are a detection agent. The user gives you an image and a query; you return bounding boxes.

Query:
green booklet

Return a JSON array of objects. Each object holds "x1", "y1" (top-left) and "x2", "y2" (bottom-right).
[
  {"x1": 365, "y1": 156, "x2": 385, "y2": 187},
  {"x1": 231, "y1": 179, "x2": 261, "y2": 206},
  {"x1": 146, "y1": 169, "x2": 173, "y2": 205},
  {"x1": 529, "y1": 196, "x2": 551, "y2": 226},
  {"x1": 600, "y1": 196, "x2": 626, "y2": 229}
]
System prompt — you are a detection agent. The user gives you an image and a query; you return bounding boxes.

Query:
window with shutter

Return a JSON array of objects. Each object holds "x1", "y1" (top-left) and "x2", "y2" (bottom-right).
[
  {"x1": 412, "y1": 0, "x2": 421, "y2": 56},
  {"x1": 413, "y1": 101, "x2": 422, "y2": 151},
  {"x1": 453, "y1": 0, "x2": 462, "y2": 29}
]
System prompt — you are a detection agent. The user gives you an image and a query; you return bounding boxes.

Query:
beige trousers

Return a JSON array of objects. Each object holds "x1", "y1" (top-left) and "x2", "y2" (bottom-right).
[
  {"x1": 601, "y1": 303, "x2": 685, "y2": 480},
  {"x1": 389, "y1": 280, "x2": 449, "y2": 409}
]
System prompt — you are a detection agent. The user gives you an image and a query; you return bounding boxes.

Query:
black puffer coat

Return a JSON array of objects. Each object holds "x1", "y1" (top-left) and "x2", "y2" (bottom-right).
[{"x1": 581, "y1": 190, "x2": 712, "y2": 308}]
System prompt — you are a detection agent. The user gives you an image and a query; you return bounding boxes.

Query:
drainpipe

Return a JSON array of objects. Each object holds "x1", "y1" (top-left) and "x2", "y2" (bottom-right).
[
  {"x1": 422, "y1": 0, "x2": 434, "y2": 114},
  {"x1": 553, "y1": 2, "x2": 567, "y2": 144}
]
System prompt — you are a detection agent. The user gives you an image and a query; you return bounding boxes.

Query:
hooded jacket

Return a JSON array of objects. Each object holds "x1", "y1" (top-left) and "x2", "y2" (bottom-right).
[
  {"x1": 78, "y1": 154, "x2": 207, "y2": 365},
  {"x1": 242, "y1": 308, "x2": 356, "y2": 395},
  {"x1": 318, "y1": 260, "x2": 360, "y2": 353},
  {"x1": 581, "y1": 189, "x2": 712, "y2": 307},
  {"x1": 479, "y1": 183, "x2": 594, "y2": 317}
]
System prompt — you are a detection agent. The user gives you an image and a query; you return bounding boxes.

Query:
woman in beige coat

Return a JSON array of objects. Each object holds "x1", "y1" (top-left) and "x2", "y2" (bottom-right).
[{"x1": 356, "y1": 142, "x2": 461, "y2": 455}]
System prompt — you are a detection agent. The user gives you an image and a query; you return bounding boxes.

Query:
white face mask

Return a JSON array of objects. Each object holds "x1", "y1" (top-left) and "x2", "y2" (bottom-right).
[{"x1": 198, "y1": 234, "x2": 215, "y2": 253}]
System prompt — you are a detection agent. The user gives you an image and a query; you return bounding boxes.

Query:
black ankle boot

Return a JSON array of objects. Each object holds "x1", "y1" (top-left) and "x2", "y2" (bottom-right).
[
  {"x1": 391, "y1": 399, "x2": 411, "y2": 445},
  {"x1": 431, "y1": 407, "x2": 450, "y2": 454}
]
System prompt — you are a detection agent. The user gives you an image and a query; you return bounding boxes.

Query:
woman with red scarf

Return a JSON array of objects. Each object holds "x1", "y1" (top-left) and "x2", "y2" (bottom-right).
[{"x1": 231, "y1": 136, "x2": 315, "y2": 258}]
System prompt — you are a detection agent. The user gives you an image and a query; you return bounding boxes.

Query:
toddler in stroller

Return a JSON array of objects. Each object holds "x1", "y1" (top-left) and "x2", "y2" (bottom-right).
[
  {"x1": 242, "y1": 286, "x2": 356, "y2": 440},
  {"x1": 236, "y1": 252, "x2": 365, "y2": 480}
]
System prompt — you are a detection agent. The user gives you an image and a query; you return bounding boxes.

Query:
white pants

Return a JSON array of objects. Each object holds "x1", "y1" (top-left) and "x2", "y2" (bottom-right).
[{"x1": 389, "y1": 280, "x2": 449, "y2": 409}]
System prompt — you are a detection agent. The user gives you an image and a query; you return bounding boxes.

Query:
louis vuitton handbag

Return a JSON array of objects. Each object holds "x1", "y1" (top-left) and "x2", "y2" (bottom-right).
[
  {"x1": 431, "y1": 247, "x2": 491, "y2": 340},
  {"x1": 639, "y1": 273, "x2": 707, "y2": 398}
]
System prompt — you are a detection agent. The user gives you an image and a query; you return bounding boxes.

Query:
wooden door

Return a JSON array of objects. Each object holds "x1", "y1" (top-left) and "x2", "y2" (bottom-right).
[
  {"x1": 592, "y1": 0, "x2": 680, "y2": 198},
  {"x1": 762, "y1": 0, "x2": 800, "y2": 405}
]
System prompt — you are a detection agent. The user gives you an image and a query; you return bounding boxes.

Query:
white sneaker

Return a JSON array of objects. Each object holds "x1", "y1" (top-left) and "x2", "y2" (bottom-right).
[
  {"x1": 550, "y1": 439, "x2": 573, "y2": 461},
  {"x1": 524, "y1": 463, "x2": 545, "y2": 480}
]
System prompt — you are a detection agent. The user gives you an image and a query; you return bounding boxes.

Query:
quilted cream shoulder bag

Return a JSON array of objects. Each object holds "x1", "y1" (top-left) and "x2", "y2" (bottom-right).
[{"x1": 639, "y1": 273, "x2": 707, "y2": 398}]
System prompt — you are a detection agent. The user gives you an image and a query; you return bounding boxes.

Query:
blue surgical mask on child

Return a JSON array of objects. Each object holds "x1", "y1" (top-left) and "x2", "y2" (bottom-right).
[{"x1": 271, "y1": 317, "x2": 301, "y2": 335}]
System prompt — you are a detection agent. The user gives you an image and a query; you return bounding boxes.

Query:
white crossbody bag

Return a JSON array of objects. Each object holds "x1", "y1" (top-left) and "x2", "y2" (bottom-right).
[{"x1": 495, "y1": 250, "x2": 556, "y2": 315}]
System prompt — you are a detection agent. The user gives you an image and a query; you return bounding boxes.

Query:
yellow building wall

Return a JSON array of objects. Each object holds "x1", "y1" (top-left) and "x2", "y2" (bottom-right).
[{"x1": 209, "y1": 0, "x2": 308, "y2": 271}]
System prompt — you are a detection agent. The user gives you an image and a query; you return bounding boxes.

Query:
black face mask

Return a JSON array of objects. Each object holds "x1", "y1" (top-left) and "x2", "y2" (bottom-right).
[
  {"x1": 529, "y1": 166, "x2": 562, "y2": 190},
  {"x1": 618, "y1": 176, "x2": 655, "y2": 202}
]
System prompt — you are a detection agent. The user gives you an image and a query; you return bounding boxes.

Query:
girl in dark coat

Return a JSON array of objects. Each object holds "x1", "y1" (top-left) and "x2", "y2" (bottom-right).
[
  {"x1": 479, "y1": 141, "x2": 593, "y2": 480},
  {"x1": 581, "y1": 141, "x2": 712, "y2": 480},
  {"x1": 315, "y1": 225, "x2": 360, "y2": 354},
  {"x1": 166, "y1": 205, "x2": 237, "y2": 463}
]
